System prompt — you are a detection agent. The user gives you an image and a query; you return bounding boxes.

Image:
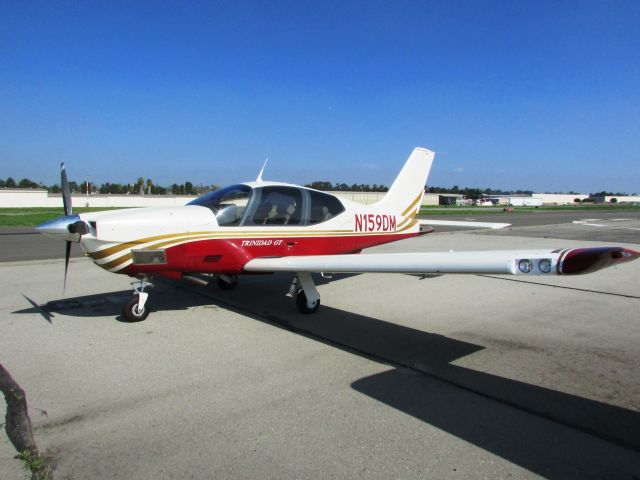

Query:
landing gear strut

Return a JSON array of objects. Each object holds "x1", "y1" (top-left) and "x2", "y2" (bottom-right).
[
  {"x1": 217, "y1": 274, "x2": 238, "y2": 290},
  {"x1": 122, "y1": 277, "x2": 152, "y2": 322},
  {"x1": 293, "y1": 272, "x2": 320, "y2": 314}
]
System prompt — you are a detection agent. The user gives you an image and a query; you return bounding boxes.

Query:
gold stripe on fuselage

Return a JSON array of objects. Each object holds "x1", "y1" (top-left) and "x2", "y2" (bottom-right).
[
  {"x1": 91, "y1": 231, "x2": 221, "y2": 260},
  {"x1": 401, "y1": 191, "x2": 423, "y2": 217},
  {"x1": 101, "y1": 252, "x2": 133, "y2": 271},
  {"x1": 397, "y1": 211, "x2": 417, "y2": 229},
  {"x1": 90, "y1": 228, "x2": 353, "y2": 260}
]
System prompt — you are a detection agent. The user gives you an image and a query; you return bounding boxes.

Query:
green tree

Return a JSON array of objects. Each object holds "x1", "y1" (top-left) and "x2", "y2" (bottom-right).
[
  {"x1": 18, "y1": 178, "x2": 37, "y2": 188},
  {"x1": 305, "y1": 181, "x2": 333, "y2": 191},
  {"x1": 151, "y1": 184, "x2": 167, "y2": 194}
]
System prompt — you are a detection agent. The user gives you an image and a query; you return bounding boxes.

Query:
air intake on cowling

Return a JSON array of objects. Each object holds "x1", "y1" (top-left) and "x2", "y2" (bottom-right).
[{"x1": 132, "y1": 249, "x2": 167, "y2": 265}]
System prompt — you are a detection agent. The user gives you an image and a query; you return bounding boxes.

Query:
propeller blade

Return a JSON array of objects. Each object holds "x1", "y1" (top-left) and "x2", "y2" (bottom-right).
[
  {"x1": 64, "y1": 241, "x2": 71, "y2": 292},
  {"x1": 61, "y1": 162, "x2": 72, "y2": 216}
]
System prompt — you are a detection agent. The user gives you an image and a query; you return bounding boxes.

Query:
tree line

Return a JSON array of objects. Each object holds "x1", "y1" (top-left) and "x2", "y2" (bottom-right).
[
  {"x1": 0, "y1": 176, "x2": 217, "y2": 196},
  {"x1": 304, "y1": 181, "x2": 389, "y2": 192},
  {"x1": 1, "y1": 176, "x2": 635, "y2": 197},
  {"x1": 426, "y1": 186, "x2": 536, "y2": 200}
]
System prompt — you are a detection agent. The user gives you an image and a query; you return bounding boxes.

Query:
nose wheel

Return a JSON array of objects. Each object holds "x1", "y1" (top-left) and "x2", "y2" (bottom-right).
[
  {"x1": 122, "y1": 278, "x2": 152, "y2": 322},
  {"x1": 123, "y1": 294, "x2": 150, "y2": 322}
]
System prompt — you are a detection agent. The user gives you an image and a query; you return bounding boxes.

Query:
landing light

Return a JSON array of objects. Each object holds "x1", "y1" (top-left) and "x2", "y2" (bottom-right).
[
  {"x1": 518, "y1": 259, "x2": 533, "y2": 273},
  {"x1": 538, "y1": 258, "x2": 552, "y2": 273}
]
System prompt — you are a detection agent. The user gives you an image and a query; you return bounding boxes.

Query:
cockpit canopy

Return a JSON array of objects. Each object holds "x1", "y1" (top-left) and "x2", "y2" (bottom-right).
[
  {"x1": 187, "y1": 184, "x2": 252, "y2": 226},
  {"x1": 187, "y1": 184, "x2": 344, "y2": 227}
]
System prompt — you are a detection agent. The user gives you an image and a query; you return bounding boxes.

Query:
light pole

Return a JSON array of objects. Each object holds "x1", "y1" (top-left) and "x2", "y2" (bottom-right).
[{"x1": 85, "y1": 175, "x2": 90, "y2": 207}]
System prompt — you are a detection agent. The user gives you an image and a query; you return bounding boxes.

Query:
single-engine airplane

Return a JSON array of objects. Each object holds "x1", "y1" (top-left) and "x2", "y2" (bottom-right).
[{"x1": 36, "y1": 148, "x2": 639, "y2": 321}]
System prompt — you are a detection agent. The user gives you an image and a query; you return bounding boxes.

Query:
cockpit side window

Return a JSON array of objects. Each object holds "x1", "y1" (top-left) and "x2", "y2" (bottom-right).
[
  {"x1": 187, "y1": 184, "x2": 252, "y2": 226},
  {"x1": 308, "y1": 190, "x2": 345, "y2": 224},
  {"x1": 247, "y1": 187, "x2": 303, "y2": 225}
]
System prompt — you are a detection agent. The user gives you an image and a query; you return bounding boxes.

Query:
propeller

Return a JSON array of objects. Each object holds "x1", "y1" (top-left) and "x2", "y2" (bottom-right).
[
  {"x1": 61, "y1": 162, "x2": 72, "y2": 216},
  {"x1": 59, "y1": 163, "x2": 90, "y2": 291},
  {"x1": 61, "y1": 162, "x2": 73, "y2": 291},
  {"x1": 35, "y1": 163, "x2": 91, "y2": 293}
]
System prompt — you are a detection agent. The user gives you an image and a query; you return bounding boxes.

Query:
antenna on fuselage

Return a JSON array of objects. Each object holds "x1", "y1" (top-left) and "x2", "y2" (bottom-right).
[{"x1": 256, "y1": 158, "x2": 268, "y2": 182}]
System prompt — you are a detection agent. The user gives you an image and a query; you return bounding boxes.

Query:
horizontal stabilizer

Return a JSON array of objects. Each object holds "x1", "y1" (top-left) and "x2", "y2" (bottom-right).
[{"x1": 418, "y1": 219, "x2": 510, "y2": 230}]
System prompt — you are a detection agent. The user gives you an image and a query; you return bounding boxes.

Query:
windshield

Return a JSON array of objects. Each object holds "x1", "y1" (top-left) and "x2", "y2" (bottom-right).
[{"x1": 188, "y1": 184, "x2": 253, "y2": 226}]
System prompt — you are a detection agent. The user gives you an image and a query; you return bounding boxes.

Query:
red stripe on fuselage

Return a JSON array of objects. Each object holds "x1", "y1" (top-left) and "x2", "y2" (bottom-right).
[{"x1": 122, "y1": 231, "x2": 420, "y2": 276}]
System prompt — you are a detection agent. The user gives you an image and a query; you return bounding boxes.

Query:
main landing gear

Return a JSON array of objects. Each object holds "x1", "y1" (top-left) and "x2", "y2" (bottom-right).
[
  {"x1": 216, "y1": 274, "x2": 238, "y2": 290},
  {"x1": 121, "y1": 272, "x2": 320, "y2": 321},
  {"x1": 290, "y1": 272, "x2": 321, "y2": 314},
  {"x1": 122, "y1": 277, "x2": 152, "y2": 322}
]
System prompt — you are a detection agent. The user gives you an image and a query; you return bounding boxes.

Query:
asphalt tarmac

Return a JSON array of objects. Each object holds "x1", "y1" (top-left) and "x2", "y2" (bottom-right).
[{"x1": 1, "y1": 212, "x2": 640, "y2": 479}]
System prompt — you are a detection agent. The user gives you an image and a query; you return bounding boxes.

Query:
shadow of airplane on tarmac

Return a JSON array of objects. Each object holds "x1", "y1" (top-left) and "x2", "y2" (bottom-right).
[
  {"x1": 14, "y1": 273, "x2": 358, "y2": 324},
  {"x1": 176, "y1": 274, "x2": 640, "y2": 478},
  {"x1": 15, "y1": 283, "x2": 226, "y2": 324},
  {"x1": 14, "y1": 272, "x2": 640, "y2": 478}
]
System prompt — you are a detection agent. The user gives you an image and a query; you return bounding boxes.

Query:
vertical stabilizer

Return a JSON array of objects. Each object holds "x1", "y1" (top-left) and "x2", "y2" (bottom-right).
[{"x1": 376, "y1": 147, "x2": 435, "y2": 214}]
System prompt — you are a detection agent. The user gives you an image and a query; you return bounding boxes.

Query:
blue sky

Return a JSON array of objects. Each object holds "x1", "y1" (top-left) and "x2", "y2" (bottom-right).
[{"x1": 1, "y1": 1, "x2": 639, "y2": 193}]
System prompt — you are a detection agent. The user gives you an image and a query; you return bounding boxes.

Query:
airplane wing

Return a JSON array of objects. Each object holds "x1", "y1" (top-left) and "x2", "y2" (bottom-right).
[
  {"x1": 244, "y1": 247, "x2": 639, "y2": 276},
  {"x1": 417, "y1": 219, "x2": 511, "y2": 229}
]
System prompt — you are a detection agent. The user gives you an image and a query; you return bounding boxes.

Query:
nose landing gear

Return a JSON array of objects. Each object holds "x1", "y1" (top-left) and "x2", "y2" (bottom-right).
[{"x1": 122, "y1": 277, "x2": 153, "y2": 322}]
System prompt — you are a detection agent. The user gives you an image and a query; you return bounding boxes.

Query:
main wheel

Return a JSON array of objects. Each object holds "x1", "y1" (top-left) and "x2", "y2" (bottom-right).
[
  {"x1": 296, "y1": 289, "x2": 320, "y2": 314},
  {"x1": 122, "y1": 296, "x2": 150, "y2": 322},
  {"x1": 217, "y1": 275, "x2": 238, "y2": 290}
]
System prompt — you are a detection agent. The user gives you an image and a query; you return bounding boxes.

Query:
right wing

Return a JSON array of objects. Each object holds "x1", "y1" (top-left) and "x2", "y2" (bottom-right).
[
  {"x1": 417, "y1": 219, "x2": 511, "y2": 230},
  {"x1": 244, "y1": 247, "x2": 639, "y2": 276}
]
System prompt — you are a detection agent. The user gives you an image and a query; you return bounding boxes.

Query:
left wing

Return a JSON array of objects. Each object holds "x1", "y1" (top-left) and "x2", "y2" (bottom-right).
[{"x1": 244, "y1": 247, "x2": 639, "y2": 276}]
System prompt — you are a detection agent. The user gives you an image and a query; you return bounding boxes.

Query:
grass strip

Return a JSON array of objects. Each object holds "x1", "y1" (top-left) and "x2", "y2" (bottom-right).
[{"x1": 0, "y1": 207, "x2": 131, "y2": 227}]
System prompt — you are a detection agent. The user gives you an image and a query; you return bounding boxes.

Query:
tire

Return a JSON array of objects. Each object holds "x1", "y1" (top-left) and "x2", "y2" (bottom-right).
[
  {"x1": 296, "y1": 289, "x2": 320, "y2": 314},
  {"x1": 217, "y1": 275, "x2": 238, "y2": 290},
  {"x1": 122, "y1": 296, "x2": 150, "y2": 322}
]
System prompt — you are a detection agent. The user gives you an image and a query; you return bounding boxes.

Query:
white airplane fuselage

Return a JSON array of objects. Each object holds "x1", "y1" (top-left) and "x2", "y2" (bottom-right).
[{"x1": 40, "y1": 181, "x2": 425, "y2": 280}]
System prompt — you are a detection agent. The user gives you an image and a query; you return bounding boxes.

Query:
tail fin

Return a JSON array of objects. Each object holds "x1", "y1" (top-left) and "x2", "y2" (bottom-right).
[{"x1": 376, "y1": 147, "x2": 435, "y2": 214}]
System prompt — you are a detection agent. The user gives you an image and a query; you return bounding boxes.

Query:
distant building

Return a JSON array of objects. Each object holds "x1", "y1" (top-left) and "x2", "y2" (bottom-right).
[
  {"x1": 533, "y1": 194, "x2": 588, "y2": 205},
  {"x1": 607, "y1": 195, "x2": 640, "y2": 204}
]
